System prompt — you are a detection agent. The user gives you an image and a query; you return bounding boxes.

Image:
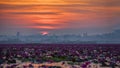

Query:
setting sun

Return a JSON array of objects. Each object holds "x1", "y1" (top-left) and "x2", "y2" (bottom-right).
[{"x1": 41, "y1": 31, "x2": 49, "y2": 35}]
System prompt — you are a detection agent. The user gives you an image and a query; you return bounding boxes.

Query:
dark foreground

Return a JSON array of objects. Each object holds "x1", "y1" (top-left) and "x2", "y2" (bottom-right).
[{"x1": 0, "y1": 44, "x2": 120, "y2": 68}]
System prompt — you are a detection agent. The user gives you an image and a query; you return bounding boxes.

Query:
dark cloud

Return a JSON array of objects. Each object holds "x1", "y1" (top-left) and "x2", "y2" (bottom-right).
[
  {"x1": 62, "y1": 8, "x2": 94, "y2": 14},
  {"x1": 33, "y1": 23, "x2": 60, "y2": 26},
  {"x1": 33, "y1": 21, "x2": 68, "y2": 26},
  {"x1": 9, "y1": 12, "x2": 60, "y2": 15},
  {"x1": 89, "y1": 0, "x2": 120, "y2": 7},
  {"x1": 0, "y1": 4, "x2": 34, "y2": 10},
  {"x1": 0, "y1": 3, "x2": 87, "y2": 10},
  {"x1": 63, "y1": 0, "x2": 120, "y2": 7}
]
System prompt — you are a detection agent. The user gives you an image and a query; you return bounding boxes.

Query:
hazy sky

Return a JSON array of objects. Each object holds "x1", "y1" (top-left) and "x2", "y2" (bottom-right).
[{"x1": 0, "y1": 0, "x2": 120, "y2": 35}]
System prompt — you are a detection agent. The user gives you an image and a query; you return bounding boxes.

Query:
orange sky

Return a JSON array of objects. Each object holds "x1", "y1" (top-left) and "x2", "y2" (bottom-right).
[{"x1": 0, "y1": 0, "x2": 120, "y2": 35}]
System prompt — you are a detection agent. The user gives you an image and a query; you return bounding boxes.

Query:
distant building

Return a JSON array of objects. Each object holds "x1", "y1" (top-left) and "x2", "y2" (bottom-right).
[
  {"x1": 16, "y1": 32, "x2": 20, "y2": 40},
  {"x1": 83, "y1": 32, "x2": 88, "y2": 37}
]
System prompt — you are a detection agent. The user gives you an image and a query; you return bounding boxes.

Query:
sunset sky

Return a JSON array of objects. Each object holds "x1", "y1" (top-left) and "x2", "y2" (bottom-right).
[{"x1": 0, "y1": 0, "x2": 120, "y2": 35}]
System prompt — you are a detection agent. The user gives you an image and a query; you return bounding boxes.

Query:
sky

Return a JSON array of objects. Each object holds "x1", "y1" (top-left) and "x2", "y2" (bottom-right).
[{"x1": 0, "y1": 0, "x2": 120, "y2": 35}]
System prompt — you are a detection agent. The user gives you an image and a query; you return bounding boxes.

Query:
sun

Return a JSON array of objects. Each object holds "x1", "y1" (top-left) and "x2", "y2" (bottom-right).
[{"x1": 41, "y1": 31, "x2": 49, "y2": 35}]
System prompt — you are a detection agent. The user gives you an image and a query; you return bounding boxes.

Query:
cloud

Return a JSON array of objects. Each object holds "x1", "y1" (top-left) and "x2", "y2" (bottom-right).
[
  {"x1": 9, "y1": 12, "x2": 60, "y2": 15},
  {"x1": 0, "y1": 3, "x2": 87, "y2": 11},
  {"x1": 63, "y1": 0, "x2": 120, "y2": 7},
  {"x1": 0, "y1": 4, "x2": 34, "y2": 10},
  {"x1": 1, "y1": 0, "x2": 120, "y2": 10},
  {"x1": 33, "y1": 22, "x2": 65, "y2": 26},
  {"x1": 89, "y1": 0, "x2": 120, "y2": 7}
]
